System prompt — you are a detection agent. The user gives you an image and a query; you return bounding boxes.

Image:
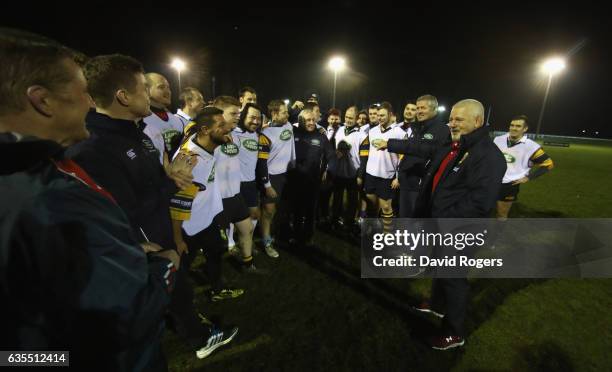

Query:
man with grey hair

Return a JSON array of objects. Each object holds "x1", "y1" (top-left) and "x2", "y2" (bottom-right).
[
  {"x1": 380, "y1": 98, "x2": 506, "y2": 350},
  {"x1": 288, "y1": 107, "x2": 337, "y2": 246},
  {"x1": 380, "y1": 94, "x2": 450, "y2": 217}
]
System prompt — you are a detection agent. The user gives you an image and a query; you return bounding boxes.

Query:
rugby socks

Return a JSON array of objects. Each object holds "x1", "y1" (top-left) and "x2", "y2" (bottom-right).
[
  {"x1": 227, "y1": 223, "x2": 236, "y2": 248},
  {"x1": 242, "y1": 254, "x2": 254, "y2": 268},
  {"x1": 381, "y1": 210, "x2": 394, "y2": 232}
]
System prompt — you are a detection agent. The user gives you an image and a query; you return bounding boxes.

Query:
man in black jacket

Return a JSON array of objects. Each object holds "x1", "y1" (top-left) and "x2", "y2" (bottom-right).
[
  {"x1": 289, "y1": 107, "x2": 337, "y2": 246},
  {"x1": 0, "y1": 28, "x2": 178, "y2": 371},
  {"x1": 66, "y1": 54, "x2": 236, "y2": 360},
  {"x1": 381, "y1": 99, "x2": 506, "y2": 350},
  {"x1": 396, "y1": 95, "x2": 450, "y2": 217}
]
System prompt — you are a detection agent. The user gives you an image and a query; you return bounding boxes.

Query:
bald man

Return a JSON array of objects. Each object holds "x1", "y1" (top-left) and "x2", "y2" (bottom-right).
[
  {"x1": 380, "y1": 99, "x2": 506, "y2": 350},
  {"x1": 143, "y1": 72, "x2": 185, "y2": 162}
]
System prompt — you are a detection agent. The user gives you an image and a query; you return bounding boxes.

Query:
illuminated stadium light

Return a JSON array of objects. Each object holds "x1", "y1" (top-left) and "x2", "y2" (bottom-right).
[
  {"x1": 327, "y1": 56, "x2": 346, "y2": 108},
  {"x1": 284, "y1": 99, "x2": 290, "y2": 105},
  {"x1": 171, "y1": 58, "x2": 186, "y2": 72},
  {"x1": 170, "y1": 58, "x2": 186, "y2": 91},
  {"x1": 328, "y1": 56, "x2": 346, "y2": 72},
  {"x1": 535, "y1": 56, "x2": 568, "y2": 139},
  {"x1": 541, "y1": 57, "x2": 566, "y2": 75},
  {"x1": 438, "y1": 105, "x2": 446, "y2": 112}
]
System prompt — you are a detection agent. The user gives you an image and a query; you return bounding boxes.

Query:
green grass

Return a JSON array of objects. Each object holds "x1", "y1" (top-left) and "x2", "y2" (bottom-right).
[{"x1": 165, "y1": 144, "x2": 612, "y2": 371}]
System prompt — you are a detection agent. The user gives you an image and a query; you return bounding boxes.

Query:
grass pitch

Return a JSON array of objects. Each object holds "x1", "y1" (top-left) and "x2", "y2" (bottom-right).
[{"x1": 165, "y1": 144, "x2": 612, "y2": 371}]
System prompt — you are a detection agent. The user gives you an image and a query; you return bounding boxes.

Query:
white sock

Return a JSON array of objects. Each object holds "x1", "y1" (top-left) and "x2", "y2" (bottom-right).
[{"x1": 227, "y1": 223, "x2": 236, "y2": 247}]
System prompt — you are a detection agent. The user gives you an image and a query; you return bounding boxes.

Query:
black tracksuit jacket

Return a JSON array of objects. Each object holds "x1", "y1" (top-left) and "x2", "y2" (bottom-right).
[
  {"x1": 66, "y1": 111, "x2": 178, "y2": 248},
  {"x1": 388, "y1": 126, "x2": 506, "y2": 218}
]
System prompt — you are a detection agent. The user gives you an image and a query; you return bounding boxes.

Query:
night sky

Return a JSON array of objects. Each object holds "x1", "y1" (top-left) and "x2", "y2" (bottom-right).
[{"x1": 2, "y1": 5, "x2": 609, "y2": 138}]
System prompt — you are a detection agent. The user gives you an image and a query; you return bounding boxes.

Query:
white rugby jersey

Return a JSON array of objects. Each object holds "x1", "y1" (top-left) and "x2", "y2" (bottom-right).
[
  {"x1": 261, "y1": 122, "x2": 296, "y2": 175},
  {"x1": 335, "y1": 125, "x2": 367, "y2": 174},
  {"x1": 359, "y1": 123, "x2": 371, "y2": 134},
  {"x1": 326, "y1": 125, "x2": 341, "y2": 141},
  {"x1": 214, "y1": 132, "x2": 242, "y2": 199},
  {"x1": 392, "y1": 121, "x2": 413, "y2": 138},
  {"x1": 174, "y1": 109, "x2": 191, "y2": 130},
  {"x1": 233, "y1": 127, "x2": 260, "y2": 182},
  {"x1": 169, "y1": 135, "x2": 222, "y2": 236},
  {"x1": 494, "y1": 133, "x2": 546, "y2": 184},
  {"x1": 364, "y1": 124, "x2": 406, "y2": 179},
  {"x1": 143, "y1": 110, "x2": 184, "y2": 157}
]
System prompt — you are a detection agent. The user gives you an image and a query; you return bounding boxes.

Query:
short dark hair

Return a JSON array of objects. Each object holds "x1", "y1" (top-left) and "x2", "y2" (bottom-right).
[
  {"x1": 239, "y1": 86, "x2": 256, "y2": 98},
  {"x1": 268, "y1": 99, "x2": 286, "y2": 116},
  {"x1": 238, "y1": 103, "x2": 263, "y2": 131},
  {"x1": 511, "y1": 114, "x2": 529, "y2": 127},
  {"x1": 0, "y1": 28, "x2": 84, "y2": 115},
  {"x1": 213, "y1": 95, "x2": 240, "y2": 110},
  {"x1": 358, "y1": 109, "x2": 369, "y2": 123},
  {"x1": 185, "y1": 106, "x2": 224, "y2": 139},
  {"x1": 179, "y1": 87, "x2": 202, "y2": 109},
  {"x1": 369, "y1": 104, "x2": 380, "y2": 110},
  {"x1": 328, "y1": 108, "x2": 341, "y2": 117},
  {"x1": 405, "y1": 100, "x2": 416, "y2": 107},
  {"x1": 378, "y1": 101, "x2": 393, "y2": 114},
  {"x1": 304, "y1": 102, "x2": 319, "y2": 111},
  {"x1": 84, "y1": 54, "x2": 144, "y2": 109}
]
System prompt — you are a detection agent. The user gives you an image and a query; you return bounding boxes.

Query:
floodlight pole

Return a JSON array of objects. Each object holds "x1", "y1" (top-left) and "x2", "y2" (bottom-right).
[
  {"x1": 535, "y1": 73, "x2": 553, "y2": 140},
  {"x1": 332, "y1": 70, "x2": 338, "y2": 108},
  {"x1": 177, "y1": 70, "x2": 182, "y2": 92}
]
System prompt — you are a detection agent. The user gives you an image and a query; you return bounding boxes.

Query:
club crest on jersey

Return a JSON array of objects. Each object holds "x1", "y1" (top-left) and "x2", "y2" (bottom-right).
[
  {"x1": 371, "y1": 138, "x2": 385, "y2": 149},
  {"x1": 221, "y1": 143, "x2": 239, "y2": 156},
  {"x1": 242, "y1": 139, "x2": 259, "y2": 152},
  {"x1": 280, "y1": 129, "x2": 292, "y2": 141},
  {"x1": 503, "y1": 153, "x2": 516, "y2": 163},
  {"x1": 424, "y1": 133, "x2": 434, "y2": 140}
]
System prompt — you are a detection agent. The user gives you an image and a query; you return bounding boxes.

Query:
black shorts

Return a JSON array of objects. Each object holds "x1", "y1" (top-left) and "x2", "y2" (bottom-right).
[
  {"x1": 498, "y1": 182, "x2": 520, "y2": 202},
  {"x1": 240, "y1": 181, "x2": 260, "y2": 208},
  {"x1": 221, "y1": 194, "x2": 250, "y2": 224},
  {"x1": 261, "y1": 173, "x2": 287, "y2": 204},
  {"x1": 364, "y1": 174, "x2": 394, "y2": 201}
]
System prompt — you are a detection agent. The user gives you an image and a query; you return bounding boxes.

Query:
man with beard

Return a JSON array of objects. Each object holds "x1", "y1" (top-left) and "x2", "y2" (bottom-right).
[
  {"x1": 367, "y1": 104, "x2": 379, "y2": 129},
  {"x1": 233, "y1": 103, "x2": 275, "y2": 271},
  {"x1": 143, "y1": 72, "x2": 185, "y2": 161},
  {"x1": 176, "y1": 87, "x2": 205, "y2": 129},
  {"x1": 289, "y1": 108, "x2": 337, "y2": 246},
  {"x1": 212, "y1": 96, "x2": 265, "y2": 275},
  {"x1": 393, "y1": 101, "x2": 417, "y2": 134},
  {"x1": 239, "y1": 86, "x2": 257, "y2": 110},
  {"x1": 170, "y1": 107, "x2": 241, "y2": 356},
  {"x1": 258, "y1": 99, "x2": 296, "y2": 257},
  {"x1": 358, "y1": 102, "x2": 405, "y2": 232},
  {"x1": 331, "y1": 106, "x2": 366, "y2": 232}
]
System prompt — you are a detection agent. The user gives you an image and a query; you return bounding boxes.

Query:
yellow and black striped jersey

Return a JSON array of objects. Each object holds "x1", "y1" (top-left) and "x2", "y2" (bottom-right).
[{"x1": 494, "y1": 133, "x2": 554, "y2": 183}]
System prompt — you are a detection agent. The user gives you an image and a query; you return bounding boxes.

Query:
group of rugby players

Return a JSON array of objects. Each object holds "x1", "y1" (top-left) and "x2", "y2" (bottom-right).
[{"x1": 1, "y1": 27, "x2": 556, "y2": 368}]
